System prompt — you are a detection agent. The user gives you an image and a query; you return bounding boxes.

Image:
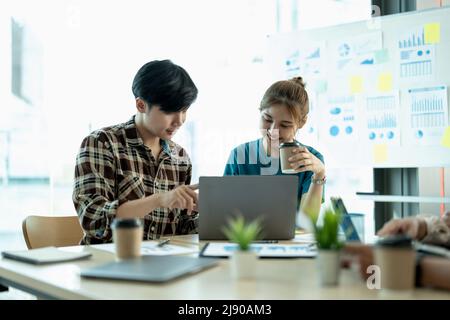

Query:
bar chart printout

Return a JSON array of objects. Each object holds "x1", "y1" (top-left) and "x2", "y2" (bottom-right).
[
  {"x1": 406, "y1": 85, "x2": 449, "y2": 146},
  {"x1": 398, "y1": 28, "x2": 425, "y2": 48},
  {"x1": 398, "y1": 27, "x2": 436, "y2": 81},
  {"x1": 365, "y1": 92, "x2": 401, "y2": 145}
]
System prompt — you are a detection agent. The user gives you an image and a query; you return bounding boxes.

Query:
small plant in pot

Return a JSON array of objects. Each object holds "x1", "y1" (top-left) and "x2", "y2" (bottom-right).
[
  {"x1": 311, "y1": 207, "x2": 343, "y2": 286},
  {"x1": 222, "y1": 215, "x2": 262, "y2": 279}
]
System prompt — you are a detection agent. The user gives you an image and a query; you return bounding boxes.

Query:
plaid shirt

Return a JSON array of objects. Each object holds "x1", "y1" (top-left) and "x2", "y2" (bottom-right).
[{"x1": 73, "y1": 116, "x2": 198, "y2": 244}]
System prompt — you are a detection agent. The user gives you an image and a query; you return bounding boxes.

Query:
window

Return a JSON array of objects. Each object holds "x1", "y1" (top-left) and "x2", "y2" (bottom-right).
[
  {"x1": 11, "y1": 17, "x2": 43, "y2": 105},
  {"x1": 0, "y1": 0, "x2": 277, "y2": 232},
  {"x1": 0, "y1": 0, "x2": 375, "y2": 239},
  {"x1": 277, "y1": 0, "x2": 371, "y2": 31}
]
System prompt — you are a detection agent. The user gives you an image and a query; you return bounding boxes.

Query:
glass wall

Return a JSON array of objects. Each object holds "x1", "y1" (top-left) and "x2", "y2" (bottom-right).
[{"x1": 0, "y1": 0, "x2": 373, "y2": 237}]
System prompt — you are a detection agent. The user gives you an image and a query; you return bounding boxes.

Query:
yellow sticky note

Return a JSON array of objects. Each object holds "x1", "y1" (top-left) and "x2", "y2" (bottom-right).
[
  {"x1": 441, "y1": 127, "x2": 450, "y2": 149},
  {"x1": 350, "y1": 76, "x2": 363, "y2": 94},
  {"x1": 373, "y1": 144, "x2": 388, "y2": 163},
  {"x1": 377, "y1": 72, "x2": 393, "y2": 92},
  {"x1": 425, "y1": 22, "x2": 440, "y2": 44}
]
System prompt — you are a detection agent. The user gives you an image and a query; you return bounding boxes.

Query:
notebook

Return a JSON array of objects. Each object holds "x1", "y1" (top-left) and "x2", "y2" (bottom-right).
[
  {"x1": 81, "y1": 255, "x2": 219, "y2": 283},
  {"x1": 1, "y1": 247, "x2": 92, "y2": 265}
]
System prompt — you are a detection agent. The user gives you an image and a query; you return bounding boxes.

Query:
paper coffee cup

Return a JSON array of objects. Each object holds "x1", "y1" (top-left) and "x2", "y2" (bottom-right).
[
  {"x1": 111, "y1": 218, "x2": 143, "y2": 260},
  {"x1": 374, "y1": 235, "x2": 416, "y2": 290},
  {"x1": 279, "y1": 141, "x2": 301, "y2": 174}
]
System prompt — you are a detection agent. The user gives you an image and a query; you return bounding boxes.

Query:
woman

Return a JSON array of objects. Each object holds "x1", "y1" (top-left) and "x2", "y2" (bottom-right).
[{"x1": 224, "y1": 77, "x2": 325, "y2": 216}]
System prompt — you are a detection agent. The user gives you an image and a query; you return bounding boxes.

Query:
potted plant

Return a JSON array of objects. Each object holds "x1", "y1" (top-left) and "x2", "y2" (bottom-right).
[
  {"x1": 222, "y1": 216, "x2": 262, "y2": 280},
  {"x1": 311, "y1": 207, "x2": 343, "y2": 286}
]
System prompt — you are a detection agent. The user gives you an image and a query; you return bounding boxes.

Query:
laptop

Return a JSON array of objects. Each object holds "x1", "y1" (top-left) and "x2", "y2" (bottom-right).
[
  {"x1": 330, "y1": 197, "x2": 362, "y2": 242},
  {"x1": 80, "y1": 255, "x2": 218, "y2": 283},
  {"x1": 198, "y1": 176, "x2": 298, "y2": 240}
]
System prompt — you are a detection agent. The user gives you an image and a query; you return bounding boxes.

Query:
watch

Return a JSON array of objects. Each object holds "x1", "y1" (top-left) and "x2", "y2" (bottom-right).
[{"x1": 311, "y1": 175, "x2": 326, "y2": 185}]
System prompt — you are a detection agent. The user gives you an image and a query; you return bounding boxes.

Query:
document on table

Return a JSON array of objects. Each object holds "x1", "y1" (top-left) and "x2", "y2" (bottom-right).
[
  {"x1": 293, "y1": 233, "x2": 316, "y2": 243},
  {"x1": 91, "y1": 242, "x2": 199, "y2": 256},
  {"x1": 200, "y1": 242, "x2": 317, "y2": 258}
]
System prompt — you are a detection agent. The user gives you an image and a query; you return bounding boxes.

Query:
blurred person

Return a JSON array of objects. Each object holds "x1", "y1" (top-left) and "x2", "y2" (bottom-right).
[
  {"x1": 377, "y1": 211, "x2": 450, "y2": 247},
  {"x1": 343, "y1": 211, "x2": 450, "y2": 290}
]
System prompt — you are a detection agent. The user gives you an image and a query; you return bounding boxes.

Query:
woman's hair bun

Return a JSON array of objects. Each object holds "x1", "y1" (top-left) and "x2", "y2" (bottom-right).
[{"x1": 290, "y1": 76, "x2": 306, "y2": 88}]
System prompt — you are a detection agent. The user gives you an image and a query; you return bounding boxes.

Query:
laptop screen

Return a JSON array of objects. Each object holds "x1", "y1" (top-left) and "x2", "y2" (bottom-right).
[{"x1": 198, "y1": 176, "x2": 298, "y2": 240}]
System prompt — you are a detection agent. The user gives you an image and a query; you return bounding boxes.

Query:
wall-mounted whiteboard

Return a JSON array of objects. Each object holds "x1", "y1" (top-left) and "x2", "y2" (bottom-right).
[{"x1": 266, "y1": 6, "x2": 450, "y2": 168}]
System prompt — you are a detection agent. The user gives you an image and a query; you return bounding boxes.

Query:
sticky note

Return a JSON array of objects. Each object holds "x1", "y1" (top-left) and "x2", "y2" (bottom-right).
[
  {"x1": 425, "y1": 23, "x2": 440, "y2": 44},
  {"x1": 374, "y1": 49, "x2": 389, "y2": 64},
  {"x1": 441, "y1": 126, "x2": 450, "y2": 149},
  {"x1": 377, "y1": 72, "x2": 393, "y2": 92},
  {"x1": 373, "y1": 144, "x2": 388, "y2": 163},
  {"x1": 350, "y1": 76, "x2": 363, "y2": 94},
  {"x1": 315, "y1": 79, "x2": 328, "y2": 94}
]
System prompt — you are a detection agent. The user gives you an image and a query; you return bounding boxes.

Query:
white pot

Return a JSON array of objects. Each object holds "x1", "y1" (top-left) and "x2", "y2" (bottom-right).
[
  {"x1": 230, "y1": 250, "x2": 258, "y2": 280},
  {"x1": 317, "y1": 249, "x2": 341, "y2": 286}
]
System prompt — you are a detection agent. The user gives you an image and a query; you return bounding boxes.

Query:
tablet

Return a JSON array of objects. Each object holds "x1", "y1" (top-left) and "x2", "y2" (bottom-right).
[
  {"x1": 330, "y1": 197, "x2": 361, "y2": 242},
  {"x1": 81, "y1": 255, "x2": 218, "y2": 283}
]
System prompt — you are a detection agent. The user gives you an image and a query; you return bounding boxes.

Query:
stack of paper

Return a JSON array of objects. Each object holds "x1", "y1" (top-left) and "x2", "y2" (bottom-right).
[
  {"x1": 91, "y1": 242, "x2": 199, "y2": 256},
  {"x1": 200, "y1": 242, "x2": 317, "y2": 258}
]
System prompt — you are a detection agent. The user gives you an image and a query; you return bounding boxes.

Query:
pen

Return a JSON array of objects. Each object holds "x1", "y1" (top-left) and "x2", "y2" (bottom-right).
[{"x1": 157, "y1": 239, "x2": 170, "y2": 247}]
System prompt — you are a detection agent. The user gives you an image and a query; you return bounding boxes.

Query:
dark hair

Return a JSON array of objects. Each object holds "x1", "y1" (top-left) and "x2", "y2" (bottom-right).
[
  {"x1": 132, "y1": 60, "x2": 198, "y2": 113},
  {"x1": 259, "y1": 76, "x2": 309, "y2": 128}
]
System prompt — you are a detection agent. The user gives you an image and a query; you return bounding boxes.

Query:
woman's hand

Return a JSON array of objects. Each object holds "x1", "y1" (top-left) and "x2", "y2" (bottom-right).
[{"x1": 288, "y1": 147, "x2": 325, "y2": 178}]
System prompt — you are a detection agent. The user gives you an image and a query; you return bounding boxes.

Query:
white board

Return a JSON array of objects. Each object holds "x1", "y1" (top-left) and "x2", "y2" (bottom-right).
[{"x1": 266, "y1": 7, "x2": 450, "y2": 168}]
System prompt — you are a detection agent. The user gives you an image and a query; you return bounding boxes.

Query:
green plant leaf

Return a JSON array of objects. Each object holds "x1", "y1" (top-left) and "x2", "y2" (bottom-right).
[
  {"x1": 222, "y1": 215, "x2": 262, "y2": 251},
  {"x1": 312, "y1": 206, "x2": 343, "y2": 250}
]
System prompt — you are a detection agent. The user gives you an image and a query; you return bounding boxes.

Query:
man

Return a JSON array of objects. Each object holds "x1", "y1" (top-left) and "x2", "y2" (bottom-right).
[{"x1": 73, "y1": 60, "x2": 199, "y2": 244}]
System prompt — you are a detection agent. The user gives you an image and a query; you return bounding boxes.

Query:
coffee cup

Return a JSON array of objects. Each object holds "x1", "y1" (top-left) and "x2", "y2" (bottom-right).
[
  {"x1": 374, "y1": 234, "x2": 416, "y2": 290},
  {"x1": 279, "y1": 141, "x2": 301, "y2": 174},
  {"x1": 111, "y1": 218, "x2": 143, "y2": 260}
]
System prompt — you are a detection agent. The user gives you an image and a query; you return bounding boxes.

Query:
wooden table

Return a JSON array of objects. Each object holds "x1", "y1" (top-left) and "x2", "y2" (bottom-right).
[{"x1": 1, "y1": 235, "x2": 449, "y2": 299}]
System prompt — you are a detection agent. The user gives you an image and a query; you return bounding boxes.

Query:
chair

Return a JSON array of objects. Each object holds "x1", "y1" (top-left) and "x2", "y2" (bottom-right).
[{"x1": 22, "y1": 215, "x2": 84, "y2": 249}]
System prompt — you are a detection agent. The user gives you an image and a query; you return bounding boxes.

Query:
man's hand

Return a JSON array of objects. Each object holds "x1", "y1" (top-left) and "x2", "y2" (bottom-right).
[
  {"x1": 158, "y1": 184, "x2": 198, "y2": 215},
  {"x1": 377, "y1": 217, "x2": 427, "y2": 240}
]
